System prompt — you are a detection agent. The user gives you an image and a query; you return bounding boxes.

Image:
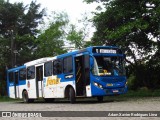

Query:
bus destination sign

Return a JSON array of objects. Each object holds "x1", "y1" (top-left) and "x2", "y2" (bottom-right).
[{"x1": 94, "y1": 48, "x2": 117, "y2": 54}]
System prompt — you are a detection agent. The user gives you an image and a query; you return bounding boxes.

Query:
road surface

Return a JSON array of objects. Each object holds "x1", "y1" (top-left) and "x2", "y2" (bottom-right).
[{"x1": 0, "y1": 97, "x2": 160, "y2": 120}]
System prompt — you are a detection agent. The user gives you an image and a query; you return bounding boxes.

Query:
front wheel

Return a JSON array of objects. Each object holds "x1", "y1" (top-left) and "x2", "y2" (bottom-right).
[
  {"x1": 22, "y1": 91, "x2": 34, "y2": 103},
  {"x1": 69, "y1": 87, "x2": 76, "y2": 104}
]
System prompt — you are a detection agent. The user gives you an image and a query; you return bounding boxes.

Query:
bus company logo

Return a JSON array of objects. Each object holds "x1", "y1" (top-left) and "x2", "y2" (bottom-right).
[
  {"x1": 46, "y1": 76, "x2": 61, "y2": 86},
  {"x1": 27, "y1": 81, "x2": 30, "y2": 88},
  {"x1": 2, "y1": 112, "x2": 11, "y2": 117}
]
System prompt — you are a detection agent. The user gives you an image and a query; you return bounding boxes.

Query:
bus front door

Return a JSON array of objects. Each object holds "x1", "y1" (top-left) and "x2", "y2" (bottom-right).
[
  {"x1": 75, "y1": 55, "x2": 90, "y2": 96},
  {"x1": 36, "y1": 66, "x2": 43, "y2": 98}
]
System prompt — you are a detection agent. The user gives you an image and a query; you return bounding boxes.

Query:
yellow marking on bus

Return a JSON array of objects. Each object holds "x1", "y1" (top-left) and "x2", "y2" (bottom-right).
[
  {"x1": 77, "y1": 73, "x2": 81, "y2": 83},
  {"x1": 46, "y1": 76, "x2": 61, "y2": 86}
]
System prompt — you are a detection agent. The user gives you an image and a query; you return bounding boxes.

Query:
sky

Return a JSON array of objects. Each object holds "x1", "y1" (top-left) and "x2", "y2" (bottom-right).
[
  {"x1": 8, "y1": 0, "x2": 101, "y2": 41},
  {"x1": 9, "y1": 0, "x2": 99, "y2": 28}
]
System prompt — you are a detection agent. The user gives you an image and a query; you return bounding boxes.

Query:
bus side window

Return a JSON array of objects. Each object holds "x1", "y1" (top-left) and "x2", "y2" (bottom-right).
[
  {"x1": 27, "y1": 66, "x2": 35, "y2": 80},
  {"x1": 63, "y1": 56, "x2": 73, "y2": 74},
  {"x1": 44, "y1": 61, "x2": 52, "y2": 77},
  {"x1": 9, "y1": 72, "x2": 14, "y2": 82},
  {"x1": 19, "y1": 68, "x2": 26, "y2": 80},
  {"x1": 53, "y1": 59, "x2": 62, "y2": 75}
]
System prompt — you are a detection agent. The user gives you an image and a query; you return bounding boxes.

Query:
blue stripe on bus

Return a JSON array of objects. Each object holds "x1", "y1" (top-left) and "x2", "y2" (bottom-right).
[
  {"x1": 18, "y1": 80, "x2": 26, "y2": 85},
  {"x1": 8, "y1": 80, "x2": 26, "y2": 86},
  {"x1": 7, "y1": 65, "x2": 26, "y2": 72},
  {"x1": 7, "y1": 65, "x2": 26, "y2": 96}
]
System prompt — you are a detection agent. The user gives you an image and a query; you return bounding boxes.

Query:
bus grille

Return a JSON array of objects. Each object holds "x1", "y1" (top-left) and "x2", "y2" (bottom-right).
[{"x1": 101, "y1": 78, "x2": 123, "y2": 83}]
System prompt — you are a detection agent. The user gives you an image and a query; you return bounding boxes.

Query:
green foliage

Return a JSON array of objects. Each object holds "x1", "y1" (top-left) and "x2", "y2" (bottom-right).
[
  {"x1": 0, "y1": 1, "x2": 93, "y2": 96},
  {"x1": 67, "y1": 24, "x2": 84, "y2": 49},
  {"x1": 66, "y1": 13, "x2": 92, "y2": 49},
  {"x1": 123, "y1": 89, "x2": 160, "y2": 97},
  {"x1": 86, "y1": 0, "x2": 160, "y2": 89},
  {"x1": 35, "y1": 12, "x2": 68, "y2": 58},
  {"x1": 0, "y1": 96, "x2": 20, "y2": 102},
  {"x1": 127, "y1": 74, "x2": 136, "y2": 90},
  {"x1": 0, "y1": 0, "x2": 45, "y2": 67},
  {"x1": 0, "y1": 0, "x2": 45, "y2": 96}
]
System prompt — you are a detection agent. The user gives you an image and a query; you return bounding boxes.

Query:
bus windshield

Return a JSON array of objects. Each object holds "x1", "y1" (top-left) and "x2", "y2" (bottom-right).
[{"x1": 92, "y1": 56, "x2": 125, "y2": 76}]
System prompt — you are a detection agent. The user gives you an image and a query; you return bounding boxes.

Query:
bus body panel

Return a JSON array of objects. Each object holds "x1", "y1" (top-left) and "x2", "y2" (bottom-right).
[
  {"x1": 90, "y1": 75, "x2": 127, "y2": 96},
  {"x1": 57, "y1": 81, "x2": 75, "y2": 98},
  {"x1": 43, "y1": 75, "x2": 75, "y2": 98},
  {"x1": 38, "y1": 81, "x2": 43, "y2": 97},
  {"x1": 86, "y1": 85, "x2": 92, "y2": 97},
  {"x1": 7, "y1": 66, "x2": 26, "y2": 99},
  {"x1": 8, "y1": 80, "x2": 26, "y2": 99},
  {"x1": 9, "y1": 86, "x2": 15, "y2": 98},
  {"x1": 19, "y1": 85, "x2": 26, "y2": 98},
  {"x1": 43, "y1": 76, "x2": 58, "y2": 98},
  {"x1": 26, "y1": 79, "x2": 37, "y2": 98}
]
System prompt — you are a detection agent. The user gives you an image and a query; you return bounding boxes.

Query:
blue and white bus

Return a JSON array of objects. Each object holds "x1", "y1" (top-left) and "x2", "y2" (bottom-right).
[{"x1": 7, "y1": 46, "x2": 127, "y2": 103}]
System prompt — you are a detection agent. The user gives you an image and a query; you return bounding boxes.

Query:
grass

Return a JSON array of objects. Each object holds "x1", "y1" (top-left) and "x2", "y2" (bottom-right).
[
  {"x1": 0, "y1": 96, "x2": 21, "y2": 102},
  {"x1": 122, "y1": 89, "x2": 160, "y2": 97},
  {"x1": 103, "y1": 89, "x2": 160, "y2": 101}
]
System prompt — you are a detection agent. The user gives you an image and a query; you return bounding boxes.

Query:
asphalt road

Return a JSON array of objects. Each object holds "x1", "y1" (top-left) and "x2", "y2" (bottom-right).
[{"x1": 0, "y1": 97, "x2": 160, "y2": 120}]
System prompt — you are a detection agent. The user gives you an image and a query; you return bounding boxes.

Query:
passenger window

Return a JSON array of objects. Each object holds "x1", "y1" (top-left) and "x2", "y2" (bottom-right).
[
  {"x1": 9, "y1": 72, "x2": 14, "y2": 82},
  {"x1": 19, "y1": 68, "x2": 26, "y2": 80},
  {"x1": 53, "y1": 59, "x2": 62, "y2": 75},
  {"x1": 27, "y1": 66, "x2": 35, "y2": 79},
  {"x1": 63, "y1": 56, "x2": 73, "y2": 74},
  {"x1": 44, "y1": 61, "x2": 52, "y2": 77}
]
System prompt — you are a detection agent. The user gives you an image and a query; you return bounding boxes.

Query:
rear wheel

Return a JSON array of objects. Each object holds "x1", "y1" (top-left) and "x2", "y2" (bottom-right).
[
  {"x1": 69, "y1": 87, "x2": 76, "y2": 104},
  {"x1": 22, "y1": 91, "x2": 34, "y2": 103},
  {"x1": 97, "y1": 96, "x2": 103, "y2": 102}
]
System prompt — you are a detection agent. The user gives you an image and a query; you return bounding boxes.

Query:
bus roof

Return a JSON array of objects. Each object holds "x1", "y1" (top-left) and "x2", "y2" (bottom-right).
[
  {"x1": 56, "y1": 46, "x2": 119, "y2": 58},
  {"x1": 24, "y1": 57, "x2": 55, "y2": 66},
  {"x1": 7, "y1": 65, "x2": 26, "y2": 72}
]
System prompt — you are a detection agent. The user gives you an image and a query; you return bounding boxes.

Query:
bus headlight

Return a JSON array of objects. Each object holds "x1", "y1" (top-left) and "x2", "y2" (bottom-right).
[
  {"x1": 99, "y1": 84, "x2": 103, "y2": 89},
  {"x1": 94, "y1": 82, "x2": 98, "y2": 86},
  {"x1": 93, "y1": 82, "x2": 103, "y2": 89}
]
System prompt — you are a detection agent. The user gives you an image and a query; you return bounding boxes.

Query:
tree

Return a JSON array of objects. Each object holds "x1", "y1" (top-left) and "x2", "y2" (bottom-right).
[
  {"x1": 85, "y1": 0, "x2": 160, "y2": 89},
  {"x1": 67, "y1": 24, "x2": 84, "y2": 49},
  {"x1": 0, "y1": 0, "x2": 45, "y2": 96},
  {"x1": 0, "y1": 0, "x2": 45, "y2": 67},
  {"x1": 66, "y1": 13, "x2": 93, "y2": 49},
  {"x1": 35, "y1": 12, "x2": 68, "y2": 58}
]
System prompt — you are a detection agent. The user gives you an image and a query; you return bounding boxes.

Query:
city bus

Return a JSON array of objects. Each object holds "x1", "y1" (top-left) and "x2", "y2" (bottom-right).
[{"x1": 7, "y1": 46, "x2": 127, "y2": 103}]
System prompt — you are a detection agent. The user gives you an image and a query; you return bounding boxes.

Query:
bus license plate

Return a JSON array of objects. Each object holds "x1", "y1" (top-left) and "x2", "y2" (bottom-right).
[
  {"x1": 113, "y1": 90, "x2": 118, "y2": 93},
  {"x1": 106, "y1": 83, "x2": 113, "y2": 86}
]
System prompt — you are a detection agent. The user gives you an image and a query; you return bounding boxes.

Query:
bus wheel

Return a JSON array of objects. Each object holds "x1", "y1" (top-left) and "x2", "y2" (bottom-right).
[
  {"x1": 69, "y1": 87, "x2": 75, "y2": 104},
  {"x1": 97, "y1": 96, "x2": 103, "y2": 102},
  {"x1": 22, "y1": 91, "x2": 34, "y2": 103}
]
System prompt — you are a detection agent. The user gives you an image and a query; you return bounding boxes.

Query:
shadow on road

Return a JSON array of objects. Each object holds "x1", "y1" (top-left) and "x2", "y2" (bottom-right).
[{"x1": 15, "y1": 98, "x2": 126, "y2": 104}]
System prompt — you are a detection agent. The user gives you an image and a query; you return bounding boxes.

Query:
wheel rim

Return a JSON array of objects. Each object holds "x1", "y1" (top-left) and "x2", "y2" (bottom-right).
[{"x1": 23, "y1": 91, "x2": 27, "y2": 102}]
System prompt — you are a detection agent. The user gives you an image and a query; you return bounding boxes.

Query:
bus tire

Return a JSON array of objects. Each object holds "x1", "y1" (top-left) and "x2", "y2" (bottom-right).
[
  {"x1": 22, "y1": 91, "x2": 34, "y2": 103},
  {"x1": 97, "y1": 96, "x2": 103, "y2": 102},
  {"x1": 69, "y1": 87, "x2": 75, "y2": 104}
]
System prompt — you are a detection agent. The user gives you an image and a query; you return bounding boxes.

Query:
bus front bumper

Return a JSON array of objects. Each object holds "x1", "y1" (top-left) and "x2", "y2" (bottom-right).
[{"x1": 91, "y1": 85, "x2": 128, "y2": 96}]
